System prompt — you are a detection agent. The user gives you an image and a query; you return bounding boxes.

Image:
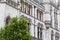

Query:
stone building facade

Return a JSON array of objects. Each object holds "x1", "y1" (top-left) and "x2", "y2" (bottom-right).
[{"x1": 0, "y1": 0, "x2": 60, "y2": 40}]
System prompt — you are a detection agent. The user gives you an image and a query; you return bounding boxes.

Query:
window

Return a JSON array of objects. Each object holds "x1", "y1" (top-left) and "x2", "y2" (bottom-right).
[
  {"x1": 37, "y1": 10, "x2": 40, "y2": 20},
  {"x1": 54, "y1": 9, "x2": 58, "y2": 29},
  {"x1": 37, "y1": 10, "x2": 43, "y2": 21},
  {"x1": 27, "y1": 5, "x2": 32, "y2": 15},
  {"x1": 37, "y1": 27, "x2": 40, "y2": 38},
  {"x1": 26, "y1": 4, "x2": 28, "y2": 14},
  {"x1": 40, "y1": 12, "x2": 43, "y2": 21},
  {"x1": 5, "y1": 15, "x2": 11, "y2": 24},
  {"x1": 23, "y1": 2, "x2": 27, "y2": 13},
  {"x1": 37, "y1": 27, "x2": 43, "y2": 40},
  {"x1": 20, "y1": 0, "x2": 25, "y2": 12},
  {"x1": 37, "y1": 23, "x2": 43, "y2": 40},
  {"x1": 20, "y1": 1, "x2": 32, "y2": 16},
  {"x1": 51, "y1": 31, "x2": 54, "y2": 40},
  {"x1": 55, "y1": 32, "x2": 59, "y2": 40}
]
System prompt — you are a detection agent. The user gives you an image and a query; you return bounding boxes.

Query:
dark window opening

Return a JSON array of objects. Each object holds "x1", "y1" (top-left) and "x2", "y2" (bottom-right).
[
  {"x1": 37, "y1": 26, "x2": 43, "y2": 40},
  {"x1": 5, "y1": 16, "x2": 11, "y2": 25}
]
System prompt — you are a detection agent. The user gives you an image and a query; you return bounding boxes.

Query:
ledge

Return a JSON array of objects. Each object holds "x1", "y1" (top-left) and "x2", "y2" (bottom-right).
[
  {"x1": 25, "y1": 0, "x2": 45, "y2": 11},
  {"x1": 0, "y1": 0, "x2": 19, "y2": 10},
  {"x1": 32, "y1": 37, "x2": 42, "y2": 40}
]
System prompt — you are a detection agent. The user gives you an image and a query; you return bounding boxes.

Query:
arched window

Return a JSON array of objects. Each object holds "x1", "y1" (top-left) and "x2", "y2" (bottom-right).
[
  {"x1": 28, "y1": 5, "x2": 32, "y2": 15},
  {"x1": 37, "y1": 23, "x2": 43, "y2": 40},
  {"x1": 37, "y1": 9, "x2": 43, "y2": 21},
  {"x1": 5, "y1": 15, "x2": 11, "y2": 25},
  {"x1": 51, "y1": 30, "x2": 54, "y2": 40}
]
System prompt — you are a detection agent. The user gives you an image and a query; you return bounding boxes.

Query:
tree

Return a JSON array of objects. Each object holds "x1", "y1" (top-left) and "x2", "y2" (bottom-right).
[{"x1": 0, "y1": 17, "x2": 32, "y2": 40}]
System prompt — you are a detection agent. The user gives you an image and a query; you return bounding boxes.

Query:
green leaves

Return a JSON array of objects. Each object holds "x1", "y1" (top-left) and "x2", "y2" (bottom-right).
[{"x1": 0, "y1": 17, "x2": 31, "y2": 40}]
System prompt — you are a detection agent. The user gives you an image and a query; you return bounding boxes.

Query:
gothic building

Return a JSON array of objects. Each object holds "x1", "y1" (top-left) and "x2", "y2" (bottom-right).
[{"x1": 0, "y1": 0, "x2": 60, "y2": 40}]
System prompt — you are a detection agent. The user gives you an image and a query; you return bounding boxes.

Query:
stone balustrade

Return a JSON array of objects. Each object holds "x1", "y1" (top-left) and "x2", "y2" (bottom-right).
[{"x1": 0, "y1": 0, "x2": 19, "y2": 9}]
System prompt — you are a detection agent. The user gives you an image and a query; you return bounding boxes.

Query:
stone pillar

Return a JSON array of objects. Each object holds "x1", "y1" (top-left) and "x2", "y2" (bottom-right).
[
  {"x1": 42, "y1": 28, "x2": 46, "y2": 40},
  {"x1": 32, "y1": 5, "x2": 35, "y2": 17},
  {"x1": 53, "y1": 32, "x2": 55, "y2": 40},
  {"x1": 51, "y1": 7, "x2": 55, "y2": 28},
  {"x1": 35, "y1": 7, "x2": 37, "y2": 18}
]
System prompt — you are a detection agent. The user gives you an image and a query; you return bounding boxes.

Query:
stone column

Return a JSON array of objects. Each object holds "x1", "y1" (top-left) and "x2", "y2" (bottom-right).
[
  {"x1": 32, "y1": 5, "x2": 35, "y2": 17},
  {"x1": 35, "y1": 7, "x2": 37, "y2": 18},
  {"x1": 42, "y1": 24, "x2": 46, "y2": 40},
  {"x1": 57, "y1": 10, "x2": 60, "y2": 30},
  {"x1": 51, "y1": 7, "x2": 55, "y2": 28},
  {"x1": 53, "y1": 32, "x2": 55, "y2": 40},
  {"x1": 43, "y1": 29, "x2": 46, "y2": 40}
]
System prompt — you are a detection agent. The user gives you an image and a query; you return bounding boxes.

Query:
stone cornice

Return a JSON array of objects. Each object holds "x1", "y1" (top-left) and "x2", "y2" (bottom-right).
[
  {"x1": 25, "y1": 0, "x2": 45, "y2": 12},
  {"x1": 42, "y1": 2, "x2": 59, "y2": 10},
  {"x1": 0, "y1": 0, "x2": 19, "y2": 10}
]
